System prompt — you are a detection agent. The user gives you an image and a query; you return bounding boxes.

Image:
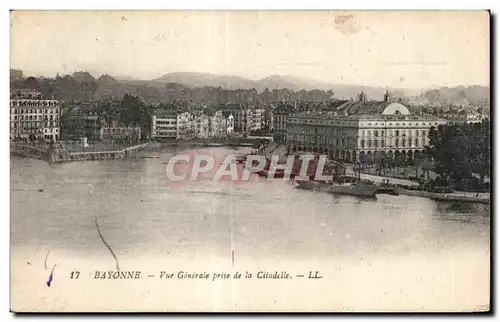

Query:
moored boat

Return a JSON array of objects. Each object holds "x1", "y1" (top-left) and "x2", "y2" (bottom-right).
[
  {"x1": 294, "y1": 179, "x2": 377, "y2": 198},
  {"x1": 257, "y1": 168, "x2": 288, "y2": 178},
  {"x1": 375, "y1": 186, "x2": 399, "y2": 196}
]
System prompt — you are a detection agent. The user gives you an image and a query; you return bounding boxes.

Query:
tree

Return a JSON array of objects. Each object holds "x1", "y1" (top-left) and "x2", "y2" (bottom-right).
[
  {"x1": 426, "y1": 121, "x2": 490, "y2": 188},
  {"x1": 469, "y1": 120, "x2": 490, "y2": 184}
]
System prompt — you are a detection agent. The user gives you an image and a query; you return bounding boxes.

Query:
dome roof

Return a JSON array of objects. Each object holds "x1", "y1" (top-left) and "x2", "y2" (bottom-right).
[{"x1": 381, "y1": 102, "x2": 411, "y2": 116}]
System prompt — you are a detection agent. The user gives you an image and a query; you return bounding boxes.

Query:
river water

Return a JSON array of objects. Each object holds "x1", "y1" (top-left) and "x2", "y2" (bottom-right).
[{"x1": 10, "y1": 146, "x2": 490, "y2": 312}]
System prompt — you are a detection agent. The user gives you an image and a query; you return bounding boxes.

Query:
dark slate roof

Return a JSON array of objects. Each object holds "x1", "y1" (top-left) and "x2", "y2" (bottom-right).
[
  {"x1": 153, "y1": 108, "x2": 182, "y2": 116},
  {"x1": 335, "y1": 100, "x2": 392, "y2": 115},
  {"x1": 275, "y1": 104, "x2": 294, "y2": 114}
]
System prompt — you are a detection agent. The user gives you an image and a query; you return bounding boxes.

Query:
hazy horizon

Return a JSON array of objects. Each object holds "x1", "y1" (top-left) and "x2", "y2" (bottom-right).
[{"x1": 10, "y1": 11, "x2": 490, "y2": 89}]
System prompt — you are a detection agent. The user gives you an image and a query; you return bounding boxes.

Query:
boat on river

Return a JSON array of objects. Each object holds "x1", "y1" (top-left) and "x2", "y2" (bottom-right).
[
  {"x1": 375, "y1": 185, "x2": 400, "y2": 196},
  {"x1": 294, "y1": 179, "x2": 378, "y2": 198}
]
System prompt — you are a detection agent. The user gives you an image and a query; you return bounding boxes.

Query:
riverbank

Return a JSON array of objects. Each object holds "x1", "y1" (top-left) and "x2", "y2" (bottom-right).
[
  {"x1": 51, "y1": 143, "x2": 148, "y2": 163},
  {"x1": 398, "y1": 189, "x2": 490, "y2": 204},
  {"x1": 9, "y1": 144, "x2": 49, "y2": 160},
  {"x1": 10, "y1": 143, "x2": 148, "y2": 163},
  {"x1": 145, "y1": 140, "x2": 258, "y2": 149}
]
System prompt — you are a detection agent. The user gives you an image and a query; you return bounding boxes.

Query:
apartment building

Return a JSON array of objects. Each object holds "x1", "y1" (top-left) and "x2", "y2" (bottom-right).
[
  {"x1": 10, "y1": 90, "x2": 62, "y2": 142},
  {"x1": 151, "y1": 109, "x2": 195, "y2": 140}
]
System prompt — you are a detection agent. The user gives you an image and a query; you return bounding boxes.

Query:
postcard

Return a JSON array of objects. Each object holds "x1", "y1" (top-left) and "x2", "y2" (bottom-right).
[{"x1": 10, "y1": 10, "x2": 490, "y2": 312}]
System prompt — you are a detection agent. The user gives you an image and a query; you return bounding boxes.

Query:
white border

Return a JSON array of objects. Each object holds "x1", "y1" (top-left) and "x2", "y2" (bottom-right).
[{"x1": 3, "y1": 1, "x2": 498, "y2": 321}]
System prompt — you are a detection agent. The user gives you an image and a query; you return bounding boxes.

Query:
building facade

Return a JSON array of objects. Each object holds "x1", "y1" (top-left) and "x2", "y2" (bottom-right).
[
  {"x1": 220, "y1": 104, "x2": 264, "y2": 135},
  {"x1": 101, "y1": 120, "x2": 141, "y2": 141},
  {"x1": 207, "y1": 110, "x2": 226, "y2": 138},
  {"x1": 194, "y1": 112, "x2": 209, "y2": 139},
  {"x1": 225, "y1": 113, "x2": 235, "y2": 135},
  {"x1": 272, "y1": 104, "x2": 294, "y2": 143},
  {"x1": 10, "y1": 90, "x2": 62, "y2": 142},
  {"x1": 151, "y1": 109, "x2": 195, "y2": 140},
  {"x1": 249, "y1": 108, "x2": 265, "y2": 132},
  {"x1": 287, "y1": 98, "x2": 447, "y2": 164},
  {"x1": 442, "y1": 110, "x2": 489, "y2": 125}
]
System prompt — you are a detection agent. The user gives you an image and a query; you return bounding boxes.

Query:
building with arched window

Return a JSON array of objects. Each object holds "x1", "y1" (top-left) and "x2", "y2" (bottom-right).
[{"x1": 286, "y1": 94, "x2": 447, "y2": 164}]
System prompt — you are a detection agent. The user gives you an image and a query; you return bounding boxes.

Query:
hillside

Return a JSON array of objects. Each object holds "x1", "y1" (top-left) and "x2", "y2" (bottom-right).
[{"x1": 10, "y1": 69, "x2": 489, "y2": 106}]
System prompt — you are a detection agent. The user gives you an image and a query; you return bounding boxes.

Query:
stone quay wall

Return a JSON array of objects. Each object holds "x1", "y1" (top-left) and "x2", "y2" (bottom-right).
[{"x1": 11, "y1": 143, "x2": 148, "y2": 163}]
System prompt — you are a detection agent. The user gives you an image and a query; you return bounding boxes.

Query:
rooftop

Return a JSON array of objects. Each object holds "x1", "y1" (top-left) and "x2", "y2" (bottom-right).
[{"x1": 290, "y1": 110, "x2": 443, "y2": 121}]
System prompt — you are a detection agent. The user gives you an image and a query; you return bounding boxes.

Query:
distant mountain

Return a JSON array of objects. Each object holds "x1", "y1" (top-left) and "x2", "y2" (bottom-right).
[
  {"x1": 72, "y1": 71, "x2": 96, "y2": 83},
  {"x1": 114, "y1": 76, "x2": 139, "y2": 81},
  {"x1": 10, "y1": 69, "x2": 490, "y2": 106},
  {"x1": 147, "y1": 72, "x2": 422, "y2": 100},
  {"x1": 153, "y1": 72, "x2": 256, "y2": 90},
  {"x1": 422, "y1": 85, "x2": 490, "y2": 106},
  {"x1": 95, "y1": 74, "x2": 133, "y2": 100}
]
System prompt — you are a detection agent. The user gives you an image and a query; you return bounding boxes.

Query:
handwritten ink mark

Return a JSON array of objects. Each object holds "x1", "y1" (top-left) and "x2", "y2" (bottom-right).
[
  {"x1": 44, "y1": 249, "x2": 50, "y2": 269},
  {"x1": 95, "y1": 214, "x2": 120, "y2": 272},
  {"x1": 46, "y1": 264, "x2": 56, "y2": 287}
]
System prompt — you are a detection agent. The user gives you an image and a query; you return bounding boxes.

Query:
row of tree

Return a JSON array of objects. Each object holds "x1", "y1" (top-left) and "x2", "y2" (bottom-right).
[
  {"x1": 356, "y1": 121, "x2": 490, "y2": 186},
  {"x1": 11, "y1": 71, "x2": 339, "y2": 104},
  {"x1": 60, "y1": 94, "x2": 153, "y2": 140},
  {"x1": 426, "y1": 120, "x2": 490, "y2": 184}
]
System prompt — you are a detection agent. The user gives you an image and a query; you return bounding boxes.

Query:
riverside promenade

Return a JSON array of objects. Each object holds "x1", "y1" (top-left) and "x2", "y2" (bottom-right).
[{"x1": 398, "y1": 189, "x2": 490, "y2": 205}]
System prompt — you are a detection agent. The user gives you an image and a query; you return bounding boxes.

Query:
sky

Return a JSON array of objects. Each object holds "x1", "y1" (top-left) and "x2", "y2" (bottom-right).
[{"x1": 10, "y1": 10, "x2": 490, "y2": 89}]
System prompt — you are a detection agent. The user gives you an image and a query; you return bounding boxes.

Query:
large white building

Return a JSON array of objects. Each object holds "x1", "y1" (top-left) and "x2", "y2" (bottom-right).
[
  {"x1": 10, "y1": 90, "x2": 62, "y2": 142},
  {"x1": 287, "y1": 93, "x2": 448, "y2": 164},
  {"x1": 220, "y1": 104, "x2": 264, "y2": 135},
  {"x1": 194, "y1": 112, "x2": 209, "y2": 139},
  {"x1": 151, "y1": 109, "x2": 195, "y2": 140}
]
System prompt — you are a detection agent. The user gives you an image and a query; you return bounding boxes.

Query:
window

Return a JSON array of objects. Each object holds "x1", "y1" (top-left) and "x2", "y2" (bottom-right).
[
  {"x1": 361, "y1": 140, "x2": 365, "y2": 148},
  {"x1": 416, "y1": 130, "x2": 420, "y2": 136},
  {"x1": 415, "y1": 138, "x2": 419, "y2": 146},
  {"x1": 374, "y1": 140, "x2": 378, "y2": 148},
  {"x1": 395, "y1": 139, "x2": 399, "y2": 147},
  {"x1": 381, "y1": 131, "x2": 384, "y2": 136},
  {"x1": 395, "y1": 130, "x2": 400, "y2": 136},
  {"x1": 374, "y1": 130, "x2": 378, "y2": 137},
  {"x1": 381, "y1": 140, "x2": 385, "y2": 148},
  {"x1": 402, "y1": 139, "x2": 406, "y2": 147}
]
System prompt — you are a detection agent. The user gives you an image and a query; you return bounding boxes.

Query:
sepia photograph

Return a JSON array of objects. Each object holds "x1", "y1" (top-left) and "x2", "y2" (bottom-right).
[{"x1": 9, "y1": 10, "x2": 491, "y2": 312}]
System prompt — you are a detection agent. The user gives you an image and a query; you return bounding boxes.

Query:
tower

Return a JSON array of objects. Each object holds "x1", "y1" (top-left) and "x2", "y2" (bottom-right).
[
  {"x1": 358, "y1": 89, "x2": 366, "y2": 102},
  {"x1": 383, "y1": 87, "x2": 389, "y2": 102}
]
